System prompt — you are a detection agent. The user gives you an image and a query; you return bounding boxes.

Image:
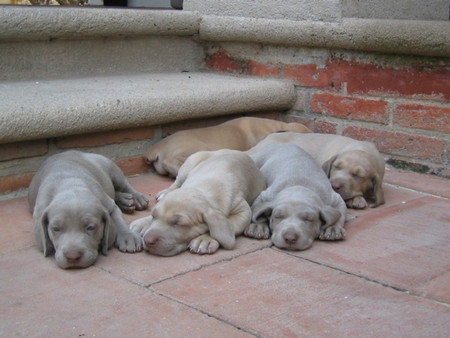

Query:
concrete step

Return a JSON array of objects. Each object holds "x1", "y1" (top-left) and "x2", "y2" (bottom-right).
[
  {"x1": 0, "y1": 72, "x2": 296, "y2": 144},
  {"x1": 0, "y1": 7, "x2": 204, "y2": 81}
]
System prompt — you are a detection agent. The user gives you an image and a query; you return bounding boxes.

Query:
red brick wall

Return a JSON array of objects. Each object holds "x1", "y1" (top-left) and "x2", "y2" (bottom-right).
[{"x1": 206, "y1": 47, "x2": 450, "y2": 177}]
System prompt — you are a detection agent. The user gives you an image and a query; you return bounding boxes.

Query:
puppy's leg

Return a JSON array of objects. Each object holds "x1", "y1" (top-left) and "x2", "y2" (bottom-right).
[
  {"x1": 110, "y1": 205, "x2": 143, "y2": 252},
  {"x1": 108, "y1": 162, "x2": 149, "y2": 212},
  {"x1": 189, "y1": 234, "x2": 220, "y2": 255},
  {"x1": 319, "y1": 196, "x2": 347, "y2": 241}
]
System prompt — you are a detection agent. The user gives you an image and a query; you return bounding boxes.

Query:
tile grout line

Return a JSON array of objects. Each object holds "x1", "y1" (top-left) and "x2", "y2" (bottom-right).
[{"x1": 383, "y1": 182, "x2": 450, "y2": 200}]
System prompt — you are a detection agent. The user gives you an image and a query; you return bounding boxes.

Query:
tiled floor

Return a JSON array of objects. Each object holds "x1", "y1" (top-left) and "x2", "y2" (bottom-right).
[{"x1": 1, "y1": 169, "x2": 449, "y2": 337}]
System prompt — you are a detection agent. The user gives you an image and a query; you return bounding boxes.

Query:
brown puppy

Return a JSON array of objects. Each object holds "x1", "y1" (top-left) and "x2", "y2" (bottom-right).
[
  {"x1": 249, "y1": 133, "x2": 385, "y2": 209},
  {"x1": 145, "y1": 117, "x2": 311, "y2": 177},
  {"x1": 131, "y1": 149, "x2": 266, "y2": 256}
]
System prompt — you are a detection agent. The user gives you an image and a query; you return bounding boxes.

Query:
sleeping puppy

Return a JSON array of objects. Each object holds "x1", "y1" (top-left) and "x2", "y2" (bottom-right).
[
  {"x1": 249, "y1": 133, "x2": 385, "y2": 209},
  {"x1": 245, "y1": 143, "x2": 347, "y2": 251},
  {"x1": 28, "y1": 150, "x2": 148, "y2": 269},
  {"x1": 130, "y1": 149, "x2": 266, "y2": 256},
  {"x1": 145, "y1": 117, "x2": 311, "y2": 177}
]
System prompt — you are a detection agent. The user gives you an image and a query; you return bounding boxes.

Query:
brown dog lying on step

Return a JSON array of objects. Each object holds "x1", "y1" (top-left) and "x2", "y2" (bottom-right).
[
  {"x1": 28, "y1": 150, "x2": 148, "y2": 269},
  {"x1": 249, "y1": 133, "x2": 385, "y2": 209},
  {"x1": 130, "y1": 149, "x2": 266, "y2": 256},
  {"x1": 145, "y1": 117, "x2": 311, "y2": 177}
]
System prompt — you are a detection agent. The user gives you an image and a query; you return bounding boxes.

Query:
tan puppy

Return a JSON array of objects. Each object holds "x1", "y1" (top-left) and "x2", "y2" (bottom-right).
[
  {"x1": 145, "y1": 117, "x2": 311, "y2": 177},
  {"x1": 249, "y1": 133, "x2": 385, "y2": 209},
  {"x1": 131, "y1": 149, "x2": 266, "y2": 256},
  {"x1": 28, "y1": 151, "x2": 148, "y2": 269}
]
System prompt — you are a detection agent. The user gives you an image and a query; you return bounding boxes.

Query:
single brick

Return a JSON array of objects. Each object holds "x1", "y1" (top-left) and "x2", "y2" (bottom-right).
[
  {"x1": 205, "y1": 47, "x2": 249, "y2": 73},
  {"x1": 248, "y1": 60, "x2": 279, "y2": 77},
  {"x1": 311, "y1": 92, "x2": 388, "y2": 124},
  {"x1": 116, "y1": 156, "x2": 150, "y2": 177},
  {"x1": 0, "y1": 173, "x2": 34, "y2": 194},
  {"x1": 328, "y1": 59, "x2": 450, "y2": 101},
  {"x1": 284, "y1": 64, "x2": 331, "y2": 88},
  {"x1": 315, "y1": 120, "x2": 338, "y2": 134},
  {"x1": 393, "y1": 104, "x2": 450, "y2": 133},
  {"x1": 0, "y1": 140, "x2": 48, "y2": 162},
  {"x1": 56, "y1": 127, "x2": 156, "y2": 149},
  {"x1": 343, "y1": 126, "x2": 445, "y2": 163}
]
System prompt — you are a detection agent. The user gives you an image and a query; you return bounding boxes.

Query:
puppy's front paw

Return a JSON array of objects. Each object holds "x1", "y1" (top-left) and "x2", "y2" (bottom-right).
[
  {"x1": 115, "y1": 192, "x2": 137, "y2": 213},
  {"x1": 244, "y1": 222, "x2": 271, "y2": 239},
  {"x1": 319, "y1": 225, "x2": 346, "y2": 241},
  {"x1": 116, "y1": 231, "x2": 143, "y2": 253},
  {"x1": 133, "y1": 192, "x2": 149, "y2": 211},
  {"x1": 346, "y1": 196, "x2": 368, "y2": 209},
  {"x1": 129, "y1": 216, "x2": 153, "y2": 236},
  {"x1": 189, "y1": 235, "x2": 220, "y2": 255}
]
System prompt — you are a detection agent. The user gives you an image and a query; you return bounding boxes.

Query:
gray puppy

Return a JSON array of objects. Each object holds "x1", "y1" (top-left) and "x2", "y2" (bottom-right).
[
  {"x1": 28, "y1": 150, "x2": 148, "y2": 269},
  {"x1": 246, "y1": 143, "x2": 347, "y2": 251}
]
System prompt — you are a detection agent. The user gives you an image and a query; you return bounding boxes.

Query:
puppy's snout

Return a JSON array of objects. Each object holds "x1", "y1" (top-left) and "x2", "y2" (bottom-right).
[
  {"x1": 282, "y1": 229, "x2": 299, "y2": 244},
  {"x1": 144, "y1": 232, "x2": 159, "y2": 246},
  {"x1": 65, "y1": 250, "x2": 83, "y2": 264},
  {"x1": 331, "y1": 180, "x2": 343, "y2": 191},
  {"x1": 144, "y1": 156, "x2": 152, "y2": 165}
]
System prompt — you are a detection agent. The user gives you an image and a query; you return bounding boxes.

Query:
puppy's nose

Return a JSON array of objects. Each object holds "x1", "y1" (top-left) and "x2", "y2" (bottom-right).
[
  {"x1": 144, "y1": 233, "x2": 159, "y2": 246},
  {"x1": 144, "y1": 156, "x2": 152, "y2": 165},
  {"x1": 283, "y1": 230, "x2": 299, "y2": 244},
  {"x1": 331, "y1": 181, "x2": 343, "y2": 191},
  {"x1": 65, "y1": 250, "x2": 83, "y2": 264}
]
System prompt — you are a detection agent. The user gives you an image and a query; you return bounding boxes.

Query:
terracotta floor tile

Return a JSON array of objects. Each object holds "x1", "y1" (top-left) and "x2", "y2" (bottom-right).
[
  {"x1": 385, "y1": 168, "x2": 450, "y2": 198},
  {"x1": 0, "y1": 248, "x2": 252, "y2": 337},
  {"x1": 154, "y1": 249, "x2": 450, "y2": 337},
  {"x1": 293, "y1": 196, "x2": 450, "y2": 300}
]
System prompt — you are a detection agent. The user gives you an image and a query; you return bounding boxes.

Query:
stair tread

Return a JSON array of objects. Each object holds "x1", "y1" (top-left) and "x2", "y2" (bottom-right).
[{"x1": 0, "y1": 72, "x2": 295, "y2": 143}]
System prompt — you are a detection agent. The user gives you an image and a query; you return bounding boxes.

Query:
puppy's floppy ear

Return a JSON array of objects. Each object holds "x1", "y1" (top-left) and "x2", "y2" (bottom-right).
[
  {"x1": 101, "y1": 210, "x2": 113, "y2": 256},
  {"x1": 251, "y1": 202, "x2": 274, "y2": 223},
  {"x1": 322, "y1": 155, "x2": 338, "y2": 177},
  {"x1": 203, "y1": 209, "x2": 236, "y2": 250},
  {"x1": 37, "y1": 209, "x2": 53, "y2": 257},
  {"x1": 370, "y1": 174, "x2": 385, "y2": 208},
  {"x1": 319, "y1": 206, "x2": 341, "y2": 230}
]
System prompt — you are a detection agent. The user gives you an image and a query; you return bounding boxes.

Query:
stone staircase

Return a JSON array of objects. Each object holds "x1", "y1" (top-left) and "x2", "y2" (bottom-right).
[{"x1": 0, "y1": 6, "x2": 296, "y2": 196}]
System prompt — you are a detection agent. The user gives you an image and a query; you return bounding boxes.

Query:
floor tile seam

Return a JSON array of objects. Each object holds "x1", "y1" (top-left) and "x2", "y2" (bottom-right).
[
  {"x1": 383, "y1": 182, "x2": 449, "y2": 200},
  {"x1": 272, "y1": 248, "x2": 450, "y2": 306},
  {"x1": 147, "y1": 288, "x2": 262, "y2": 338},
  {"x1": 147, "y1": 243, "x2": 273, "y2": 288}
]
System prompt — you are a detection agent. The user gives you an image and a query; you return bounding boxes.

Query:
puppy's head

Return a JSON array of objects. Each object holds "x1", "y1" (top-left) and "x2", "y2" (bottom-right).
[
  {"x1": 322, "y1": 150, "x2": 382, "y2": 207},
  {"x1": 252, "y1": 188, "x2": 340, "y2": 251},
  {"x1": 142, "y1": 189, "x2": 209, "y2": 256},
  {"x1": 38, "y1": 198, "x2": 110, "y2": 269}
]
